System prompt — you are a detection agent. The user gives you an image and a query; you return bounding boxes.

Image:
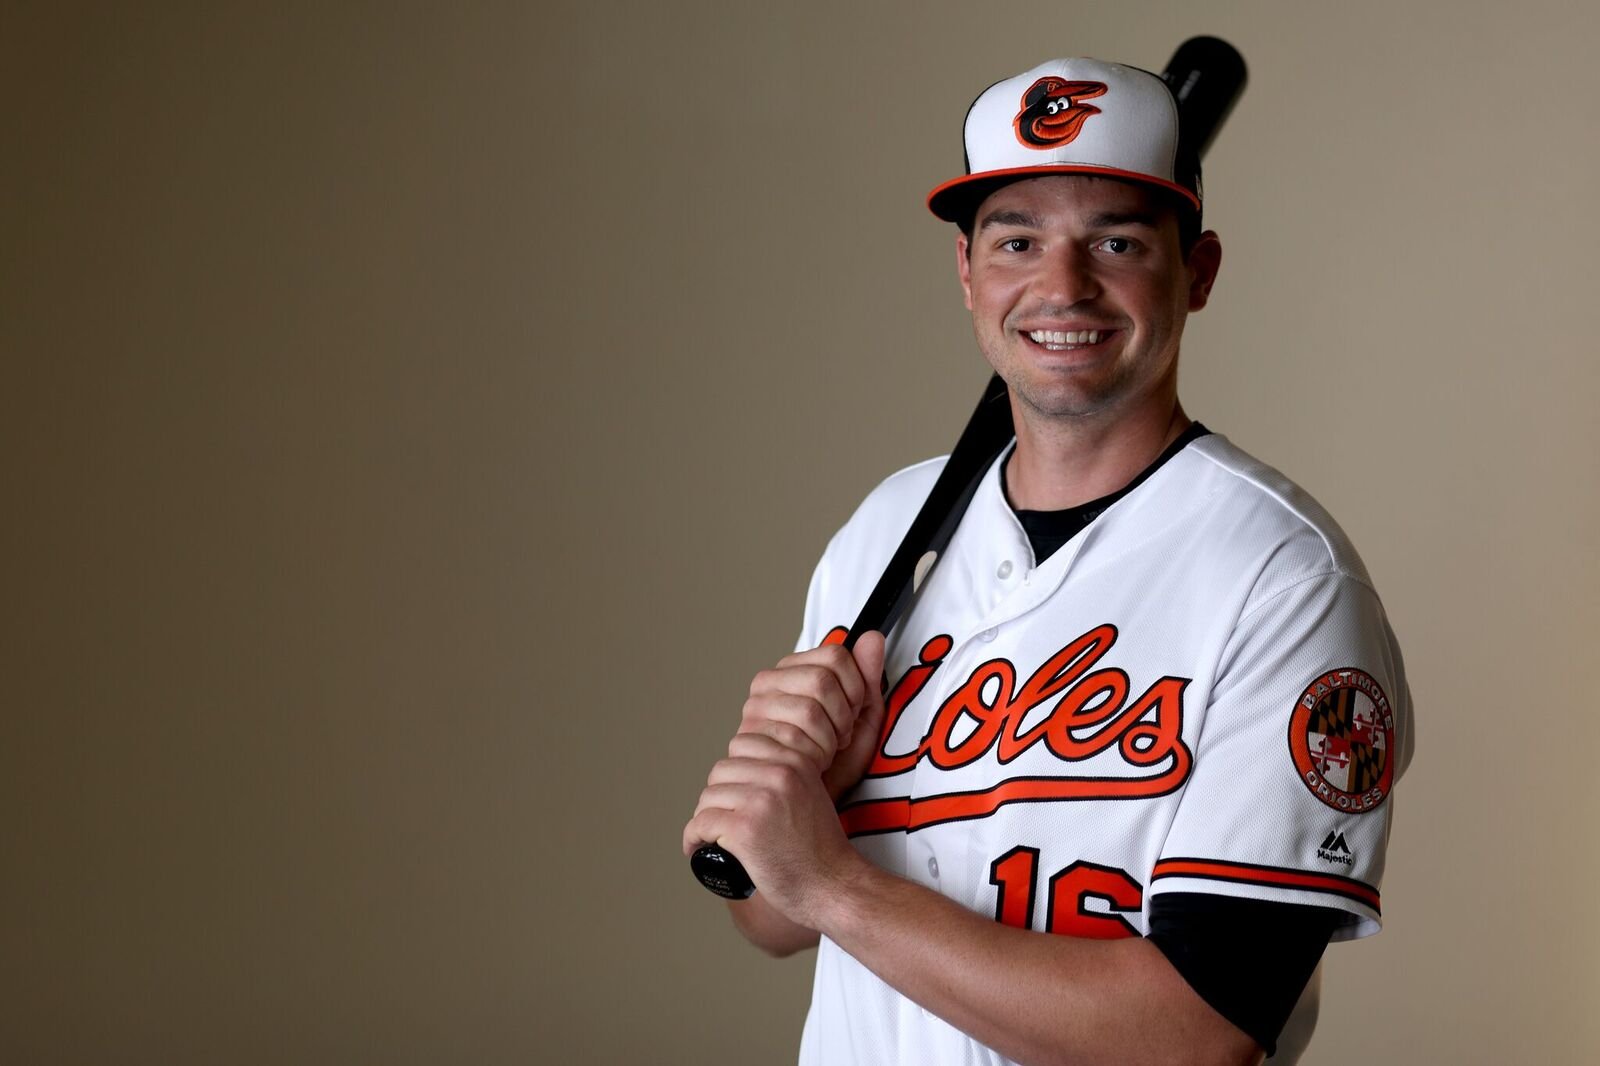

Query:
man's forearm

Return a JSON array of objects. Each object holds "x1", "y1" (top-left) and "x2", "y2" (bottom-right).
[
  {"x1": 728, "y1": 894, "x2": 820, "y2": 957},
  {"x1": 816, "y1": 860, "x2": 1262, "y2": 1066}
]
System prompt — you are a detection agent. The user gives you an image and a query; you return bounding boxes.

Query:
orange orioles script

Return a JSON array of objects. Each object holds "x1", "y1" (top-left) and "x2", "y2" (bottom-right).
[{"x1": 822, "y1": 624, "x2": 1192, "y2": 834}]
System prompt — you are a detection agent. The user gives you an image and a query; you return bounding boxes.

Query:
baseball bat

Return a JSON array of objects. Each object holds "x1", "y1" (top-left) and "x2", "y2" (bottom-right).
[{"x1": 691, "y1": 36, "x2": 1249, "y2": 901}]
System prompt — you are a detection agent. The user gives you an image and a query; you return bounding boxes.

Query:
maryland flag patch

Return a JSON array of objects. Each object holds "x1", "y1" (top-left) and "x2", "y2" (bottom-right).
[{"x1": 1288, "y1": 668, "x2": 1395, "y2": 812}]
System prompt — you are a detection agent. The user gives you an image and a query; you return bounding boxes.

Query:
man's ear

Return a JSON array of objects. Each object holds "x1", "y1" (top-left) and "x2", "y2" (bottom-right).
[
  {"x1": 1186, "y1": 231, "x2": 1223, "y2": 312},
  {"x1": 956, "y1": 231, "x2": 974, "y2": 311}
]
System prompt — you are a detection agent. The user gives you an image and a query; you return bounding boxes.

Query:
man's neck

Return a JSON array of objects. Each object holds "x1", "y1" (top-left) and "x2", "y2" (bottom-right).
[{"x1": 1003, "y1": 399, "x2": 1192, "y2": 512}]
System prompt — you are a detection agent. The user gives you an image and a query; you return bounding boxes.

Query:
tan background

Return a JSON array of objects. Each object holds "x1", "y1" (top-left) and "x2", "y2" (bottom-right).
[{"x1": 4, "y1": 1, "x2": 1596, "y2": 1063}]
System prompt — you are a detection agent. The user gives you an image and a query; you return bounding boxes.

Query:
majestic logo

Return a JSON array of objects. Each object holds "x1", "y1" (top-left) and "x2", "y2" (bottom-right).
[
  {"x1": 1289, "y1": 668, "x2": 1395, "y2": 813},
  {"x1": 823, "y1": 623, "x2": 1193, "y2": 835},
  {"x1": 1317, "y1": 830, "x2": 1354, "y2": 867},
  {"x1": 1013, "y1": 77, "x2": 1108, "y2": 149}
]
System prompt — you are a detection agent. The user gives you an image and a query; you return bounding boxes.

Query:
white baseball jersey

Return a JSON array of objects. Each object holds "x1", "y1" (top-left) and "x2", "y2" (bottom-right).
[{"x1": 793, "y1": 432, "x2": 1413, "y2": 1066}]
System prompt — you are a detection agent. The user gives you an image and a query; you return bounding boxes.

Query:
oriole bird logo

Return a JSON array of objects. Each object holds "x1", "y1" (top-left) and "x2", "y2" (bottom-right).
[{"x1": 1013, "y1": 77, "x2": 1108, "y2": 149}]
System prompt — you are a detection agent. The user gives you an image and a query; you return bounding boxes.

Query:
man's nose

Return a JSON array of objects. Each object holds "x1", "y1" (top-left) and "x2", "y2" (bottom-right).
[{"x1": 1034, "y1": 245, "x2": 1100, "y2": 305}]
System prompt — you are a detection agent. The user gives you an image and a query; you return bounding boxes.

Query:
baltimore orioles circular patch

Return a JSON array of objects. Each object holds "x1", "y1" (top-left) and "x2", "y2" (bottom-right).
[{"x1": 1288, "y1": 668, "x2": 1394, "y2": 812}]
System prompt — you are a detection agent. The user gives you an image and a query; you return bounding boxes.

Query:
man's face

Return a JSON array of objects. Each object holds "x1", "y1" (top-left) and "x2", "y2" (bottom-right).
[{"x1": 956, "y1": 175, "x2": 1220, "y2": 426}]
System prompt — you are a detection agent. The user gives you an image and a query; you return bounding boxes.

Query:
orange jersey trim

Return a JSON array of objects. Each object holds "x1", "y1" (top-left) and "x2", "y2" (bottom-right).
[{"x1": 1151, "y1": 857, "x2": 1381, "y2": 912}]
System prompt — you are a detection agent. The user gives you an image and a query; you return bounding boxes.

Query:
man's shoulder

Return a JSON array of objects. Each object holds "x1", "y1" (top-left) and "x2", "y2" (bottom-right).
[
  {"x1": 1177, "y1": 433, "x2": 1376, "y2": 592},
  {"x1": 852, "y1": 453, "x2": 950, "y2": 514},
  {"x1": 796, "y1": 453, "x2": 962, "y2": 647},
  {"x1": 820, "y1": 453, "x2": 953, "y2": 564}
]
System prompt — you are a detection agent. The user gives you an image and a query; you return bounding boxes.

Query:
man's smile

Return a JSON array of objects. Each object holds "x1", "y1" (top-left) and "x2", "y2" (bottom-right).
[{"x1": 1023, "y1": 327, "x2": 1118, "y2": 352}]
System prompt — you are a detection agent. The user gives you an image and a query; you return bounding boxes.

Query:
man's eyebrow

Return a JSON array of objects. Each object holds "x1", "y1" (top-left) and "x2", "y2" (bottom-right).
[
  {"x1": 1085, "y1": 210, "x2": 1162, "y2": 229},
  {"x1": 976, "y1": 209, "x2": 1042, "y2": 232},
  {"x1": 975, "y1": 208, "x2": 1165, "y2": 231}
]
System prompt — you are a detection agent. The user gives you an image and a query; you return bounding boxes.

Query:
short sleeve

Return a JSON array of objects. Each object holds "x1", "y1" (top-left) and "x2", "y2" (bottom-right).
[
  {"x1": 794, "y1": 547, "x2": 834, "y2": 653},
  {"x1": 1152, "y1": 570, "x2": 1413, "y2": 941}
]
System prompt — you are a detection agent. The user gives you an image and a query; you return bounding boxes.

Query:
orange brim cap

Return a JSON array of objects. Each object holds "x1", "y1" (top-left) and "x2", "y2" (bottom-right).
[{"x1": 926, "y1": 57, "x2": 1201, "y2": 223}]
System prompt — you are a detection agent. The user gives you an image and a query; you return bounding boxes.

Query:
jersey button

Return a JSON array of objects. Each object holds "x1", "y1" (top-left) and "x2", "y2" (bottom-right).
[
  {"x1": 980, "y1": 627, "x2": 997, "y2": 642},
  {"x1": 996, "y1": 560, "x2": 1013, "y2": 579},
  {"x1": 927, "y1": 856, "x2": 940, "y2": 879}
]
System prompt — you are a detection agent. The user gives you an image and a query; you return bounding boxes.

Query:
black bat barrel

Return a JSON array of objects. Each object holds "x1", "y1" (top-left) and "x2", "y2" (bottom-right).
[{"x1": 1161, "y1": 36, "x2": 1248, "y2": 159}]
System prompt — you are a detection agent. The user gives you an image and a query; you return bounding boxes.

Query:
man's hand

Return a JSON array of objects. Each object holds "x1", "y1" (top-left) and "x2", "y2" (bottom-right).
[
  {"x1": 682, "y1": 732, "x2": 867, "y2": 924},
  {"x1": 682, "y1": 632, "x2": 887, "y2": 922},
  {"x1": 738, "y1": 632, "x2": 887, "y2": 801}
]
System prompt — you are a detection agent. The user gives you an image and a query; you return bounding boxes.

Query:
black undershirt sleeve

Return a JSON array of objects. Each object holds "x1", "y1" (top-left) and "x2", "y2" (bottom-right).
[{"x1": 1146, "y1": 893, "x2": 1343, "y2": 1057}]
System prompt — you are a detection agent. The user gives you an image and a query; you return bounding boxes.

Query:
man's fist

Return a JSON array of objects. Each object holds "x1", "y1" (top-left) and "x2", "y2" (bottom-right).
[
  {"x1": 736, "y1": 631, "x2": 886, "y2": 801},
  {"x1": 682, "y1": 632, "x2": 889, "y2": 912}
]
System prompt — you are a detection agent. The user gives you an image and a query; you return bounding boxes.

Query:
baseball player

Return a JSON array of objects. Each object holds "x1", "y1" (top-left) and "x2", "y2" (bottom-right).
[{"x1": 684, "y1": 56, "x2": 1412, "y2": 1065}]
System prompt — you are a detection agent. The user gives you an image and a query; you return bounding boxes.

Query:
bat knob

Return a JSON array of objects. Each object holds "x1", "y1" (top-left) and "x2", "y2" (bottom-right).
[{"x1": 691, "y1": 844, "x2": 756, "y2": 899}]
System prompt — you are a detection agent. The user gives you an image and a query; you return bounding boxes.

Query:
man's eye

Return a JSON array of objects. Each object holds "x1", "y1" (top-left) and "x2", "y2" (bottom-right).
[
  {"x1": 1000, "y1": 238, "x2": 1031, "y2": 253},
  {"x1": 1098, "y1": 237, "x2": 1135, "y2": 254}
]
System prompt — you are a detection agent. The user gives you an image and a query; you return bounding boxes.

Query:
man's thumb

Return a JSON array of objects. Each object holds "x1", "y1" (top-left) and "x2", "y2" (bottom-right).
[{"x1": 852, "y1": 631, "x2": 887, "y2": 712}]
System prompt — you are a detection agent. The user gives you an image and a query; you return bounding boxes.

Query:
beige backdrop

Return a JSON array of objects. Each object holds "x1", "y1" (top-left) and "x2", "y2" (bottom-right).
[{"x1": 5, "y1": 2, "x2": 1597, "y2": 1063}]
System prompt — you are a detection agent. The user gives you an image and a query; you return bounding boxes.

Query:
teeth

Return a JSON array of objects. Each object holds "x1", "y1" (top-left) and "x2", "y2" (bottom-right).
[{"x1": 1028, "y1": 329, "x2": 1103, "y2": 347}]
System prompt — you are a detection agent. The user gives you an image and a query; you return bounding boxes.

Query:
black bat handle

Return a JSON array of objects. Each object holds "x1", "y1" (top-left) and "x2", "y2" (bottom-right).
[
  {"x1": 690, "y1": 378, "x2": 1011, "y2": 902},
  {"x1": 690, "y1": 841, "x2": 759, "y2": 900}
]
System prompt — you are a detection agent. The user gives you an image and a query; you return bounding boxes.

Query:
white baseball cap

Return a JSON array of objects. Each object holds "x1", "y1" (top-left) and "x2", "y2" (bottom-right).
[{"x1": 927, "y1": 57, "x2": 1201, "y2": 224}]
